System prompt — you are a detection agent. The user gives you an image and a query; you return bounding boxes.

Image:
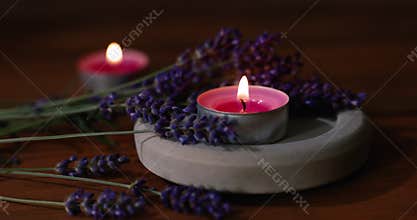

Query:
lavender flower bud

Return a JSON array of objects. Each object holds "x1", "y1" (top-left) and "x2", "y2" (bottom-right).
[
  {"x1": 64, "y1": 189, "x2": 145, "y2": 219},
  {"x1": 161, "y1": 185, "x2": 231, "y2": 220},
  {"x1": 99, "y1": 92, "x2": 118, "y2": 120},
  {"x1": 55, "y1": 154, "x2": 130, "y2": 177}
]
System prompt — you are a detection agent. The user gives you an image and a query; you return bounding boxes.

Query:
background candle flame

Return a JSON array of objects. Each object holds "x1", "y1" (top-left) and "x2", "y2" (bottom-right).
[
  {"x1": 105, "y1": 42, "x2": 123, "y2": 65},
  {"x1": 237, "y1": 75, "x2": 249, "y2": 102}
]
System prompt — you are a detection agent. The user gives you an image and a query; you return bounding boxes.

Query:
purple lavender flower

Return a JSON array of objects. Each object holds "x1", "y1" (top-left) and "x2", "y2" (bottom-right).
[
  {"x1": 64, "y1": 189, "x2": 145, "y2": 219},
  {"x1": 123, "y1": 28, "x2": 365, "y2": 146},
  {"x1": 232, "y1": 32, "x2": 283, "y2": 76},
  {"x1": 31, "y1": 98, "x2": 49, "y2": 114},
  {"x1": 176, "y1": 28, "x2": 242, "y2": 72},
  {"x1": 126, "y1": 86, "x2": 237, "y2": 145},
  {"x1": 55, "y1": 154, "x2": 130, "y2": 177},
  {"x1": 154, "y1": 67, "x2": 201, "y2": 96},
  {"x1": 160, "y1": 185, "x2": 231, "y2": 220},
  {"x1": 99, "y1": 92, "x2": 118, "y2": 120},
  {"x1": 65, "y1": 189, "x2": 85, "y2": 216},
  {"x1": 274, "y1": 78, "x2": 367, "y2": 116},
  {"x1": 122, "y1": 29, "x2": 246, "y2": 145},
  {"x1": 131, "y1": 179, "x2": 147, "y2": 197}
]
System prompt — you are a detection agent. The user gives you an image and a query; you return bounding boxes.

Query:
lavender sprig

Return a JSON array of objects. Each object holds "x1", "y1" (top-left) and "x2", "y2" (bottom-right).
[
  {"x1": 0, "y1": 190, "x2": 145, "y2": 219},
  {"x1": 126, "y1": 89, "x2": 237, "y2": 145},
  {"x1": 99, "y1": 92, "x2": 118, "y2": 120},
  {"x1": 65, "y1": 189, "x2": 146, "y2": 219},
  {"x1": 1, "y1": 169, "x2": 232, "y2": 219},
  {"x1": 275, "y1": 78, "x2": 367, "y2": 116},
  {"x1": 176, "y1": 28, "x2": 242, "y2": 73},
  {"x1": 55, "y1": 154, "x2": 129, "y2": 177},
  {"x1": 123, "y1": 28, "x2": 365, "y2": 146},
  {"x1": 130, "y1": 180, "x2": 231, "y2": 219},
  {"x1": 161, "y1": 185, "x2": 231, "y2": 220},
  {"x1": 122, "y1": 29, "x2": 246, "y2": 146},
  {"x1": 0, "y1": 129, "x2": 151, "y2": 144}
]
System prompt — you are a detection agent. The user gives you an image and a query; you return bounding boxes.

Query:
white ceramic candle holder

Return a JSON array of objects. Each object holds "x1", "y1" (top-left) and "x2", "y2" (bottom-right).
[{"x1": 135, "y1": 110, "x2": 372, "y2": 194}]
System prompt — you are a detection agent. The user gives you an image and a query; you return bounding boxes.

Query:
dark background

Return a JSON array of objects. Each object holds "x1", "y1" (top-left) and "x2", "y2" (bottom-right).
[
  {"x1": 0, "y1": 1, "x2": 417, "y2": 219},
  {"x1": 0, "y1": 0, "x2": 416, "y2": 113}
]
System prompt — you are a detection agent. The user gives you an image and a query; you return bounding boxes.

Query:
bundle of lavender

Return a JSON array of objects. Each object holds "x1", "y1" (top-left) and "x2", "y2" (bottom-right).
[
  {"x1": 0, "y1": 28, "x2": 365, "y2": 145},
  {"x1": 0, "y1": 155, "x2": 231, "y2": 219}
]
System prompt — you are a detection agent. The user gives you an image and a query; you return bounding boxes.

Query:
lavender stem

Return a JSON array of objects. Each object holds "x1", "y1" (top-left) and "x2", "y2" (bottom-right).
[
  {"x1": 0, "y1": 129, "x2": 151, "y2": 144},
  {"x1": 0, "y1": 168, "x2": 55, "y2": 172},
  {"x1": 0, "y1": 195, "x2": 64, "y2": 207},
  {"x1": 0, "y1": 170, "x2": 130, "y2": 188},
  {"x1": 0, "y1": 169, "x2": 164, "y2": 198},
  {"x1": 0, "y1": 65, "x2": 173, "y2": 116}
]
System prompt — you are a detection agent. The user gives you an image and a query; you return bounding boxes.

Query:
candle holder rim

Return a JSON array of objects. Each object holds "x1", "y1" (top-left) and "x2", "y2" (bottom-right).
[{"x1": 197, "y1": 85, "x2": 289, "y2": 116}]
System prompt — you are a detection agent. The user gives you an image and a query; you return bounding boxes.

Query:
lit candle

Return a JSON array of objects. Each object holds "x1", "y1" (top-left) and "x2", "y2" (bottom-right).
[
  {"x1": 78, "y1": 42, "x2": 149, "y2": 92},
  {"x1": 197, "y1": 76, "x2": 289, "y2": 144}
]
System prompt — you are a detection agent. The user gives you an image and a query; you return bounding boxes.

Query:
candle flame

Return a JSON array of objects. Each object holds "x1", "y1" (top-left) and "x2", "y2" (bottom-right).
[
  {"x1": 106, "y1": 42, "x2": 123, "y2": 65},
  {"x1": 237, "y1": 75, "x2": 249, "y2": 102}
]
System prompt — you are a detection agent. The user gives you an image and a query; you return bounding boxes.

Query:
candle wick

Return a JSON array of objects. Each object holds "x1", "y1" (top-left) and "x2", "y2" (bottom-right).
[{"x1": 240, "y1": 99, "x2": 247, "y2": 112}]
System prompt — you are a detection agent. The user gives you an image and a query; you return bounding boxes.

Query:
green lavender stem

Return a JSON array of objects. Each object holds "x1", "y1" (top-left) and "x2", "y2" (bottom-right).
[
  {"x1": 53, "y1": 65, "x2": 171, "y2": 107},
  {"x1": 0, "y1": 170, "x2": 130, "y2": 188},
  {"x1": 0, "y1": 103, "x2": 126, "y2": 121},
  {"x1": 143, "y1": 187, "x2": 162, "y2": 196},
  {"x1": 0, "y1": 168, "x2": 55, "y2": 172},
  {"x1": 0, "y1": 195, "x2": 64, "y2": 207},
  {"x1": 0, "y1": 170, "x2": 161, "y2": 196},
  {"x1": 0, "y1": 65, "x2": 172, "y2": 116},
  {"x1": 0, "y1": 104, "x2": 99, "y2": 120},
  {"x1": 0, "y1": 174, "x2": 161, "y2": 209},
  {"x1": 0, "y1": 84, "x2": 135, "y2": 120},
  {"x1": 0, "y1": 61, "x2": 225, "y2": 123},
  {"x1": 0, "y1": 118, "x2": 52, "y2": 136},
  {"x1": 0, "y1": 129, "x2": 151, "y2": 144}
]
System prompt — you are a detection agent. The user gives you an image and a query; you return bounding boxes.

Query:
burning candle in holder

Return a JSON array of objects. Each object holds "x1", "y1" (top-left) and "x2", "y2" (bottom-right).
[
  {"x1": 197, "y1": 75, "x2": 289, "y2": 144},
  {"x1": 77, "y1": 42, "x2": 149, "y2": 92}
]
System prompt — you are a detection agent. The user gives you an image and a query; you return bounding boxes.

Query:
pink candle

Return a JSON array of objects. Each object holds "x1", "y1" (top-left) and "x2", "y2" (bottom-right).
[
  {"x1": 77, "y1": 42, "x2": 149, "y2": 91},
  {"x1": 197, "y1": 77, "x2": 289, "y2": 114},
  {"x1": 197, "y1": 76, "x2": 289, "y2": 144}
]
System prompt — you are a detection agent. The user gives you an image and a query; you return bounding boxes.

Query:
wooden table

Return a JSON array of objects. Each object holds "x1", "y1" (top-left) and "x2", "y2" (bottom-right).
[{"x1": 1, "y1": 0, "x2": 417, "y2": 219}]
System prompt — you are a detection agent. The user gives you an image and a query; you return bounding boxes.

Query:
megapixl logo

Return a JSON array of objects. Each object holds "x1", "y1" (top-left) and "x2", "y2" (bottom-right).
[
  {"x1": 407, "y1": 46, "x2": 417, "y2": 62},
  {"x1": 0, "y1": 201, "x2": 10, "y2": 215}
]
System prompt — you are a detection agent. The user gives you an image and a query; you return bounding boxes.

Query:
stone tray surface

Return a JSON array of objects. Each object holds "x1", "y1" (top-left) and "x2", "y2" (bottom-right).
[{"x1": 134, "y1": 110, "x2": 371, "y2": 194}]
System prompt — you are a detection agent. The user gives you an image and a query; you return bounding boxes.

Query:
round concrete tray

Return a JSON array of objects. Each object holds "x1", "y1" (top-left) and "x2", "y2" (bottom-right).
[{"x1": 134, "y1": 110, "x2": 372, "y2": 194}]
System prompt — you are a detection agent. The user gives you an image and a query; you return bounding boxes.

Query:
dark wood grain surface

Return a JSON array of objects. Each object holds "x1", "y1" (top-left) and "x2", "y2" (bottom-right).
[{"x1": 0, "y1": 0, "x2": 417, "y2": 219}]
